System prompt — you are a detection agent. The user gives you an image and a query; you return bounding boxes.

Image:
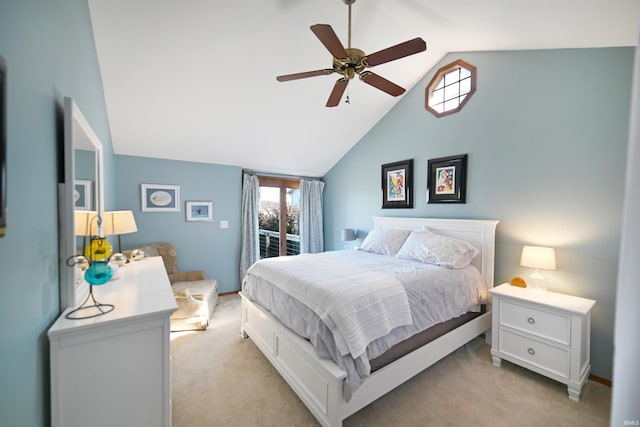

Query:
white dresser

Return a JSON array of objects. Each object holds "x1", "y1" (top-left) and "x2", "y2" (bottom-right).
[
  {"x1": 489, "y1": 284, "x2": 595, "y2": 401},
  {"x1": 48, "y1": 256, "x2": 177, "y2": 427}
]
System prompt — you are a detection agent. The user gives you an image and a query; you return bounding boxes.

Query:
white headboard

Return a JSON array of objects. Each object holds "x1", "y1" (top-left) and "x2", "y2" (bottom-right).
[{"x1": 372, "y1": 217, "x2": 499, "y2": 288}]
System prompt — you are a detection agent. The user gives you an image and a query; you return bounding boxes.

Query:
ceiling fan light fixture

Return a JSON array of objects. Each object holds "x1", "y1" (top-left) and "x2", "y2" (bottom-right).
[{"x1": 276, "y1": 0, "x2": 427, "y2": 107}]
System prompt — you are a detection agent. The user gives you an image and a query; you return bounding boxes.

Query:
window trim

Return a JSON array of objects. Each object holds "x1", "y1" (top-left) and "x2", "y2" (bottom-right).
[{"x1": 425, "y1": 59, "x2": 477, "y2": 118}]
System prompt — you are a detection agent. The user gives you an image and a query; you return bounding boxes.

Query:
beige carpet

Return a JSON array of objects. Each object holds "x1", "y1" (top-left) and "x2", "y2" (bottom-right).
[{"x1": 171, "y1": 294, "x2": 611, "y2": 427}]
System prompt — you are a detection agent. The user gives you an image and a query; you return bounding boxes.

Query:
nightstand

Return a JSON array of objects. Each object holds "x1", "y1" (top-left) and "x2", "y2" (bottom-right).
[{"x1": 489, "y1": 283, "x2": 596, "y2": 401}]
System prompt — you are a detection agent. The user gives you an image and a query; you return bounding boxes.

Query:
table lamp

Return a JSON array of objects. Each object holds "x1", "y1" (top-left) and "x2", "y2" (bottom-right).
[
  {"x1": 102, "y1": 210, "x2": 138, "y2": 253},
  {"x1": 520, "y1": 245, "x2": 557, "y2": 292},
  {"x1": 341, "y1": 228, "x2": 356, "y2": 250},
  {"x1": 74, "y1": 210, "x2": 98, "y2": 252}
]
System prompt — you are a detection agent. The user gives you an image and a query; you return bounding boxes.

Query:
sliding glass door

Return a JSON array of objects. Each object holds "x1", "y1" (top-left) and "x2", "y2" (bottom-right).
[{"x1": 258, "y1": 177, "x2": 300, "y2": 258}]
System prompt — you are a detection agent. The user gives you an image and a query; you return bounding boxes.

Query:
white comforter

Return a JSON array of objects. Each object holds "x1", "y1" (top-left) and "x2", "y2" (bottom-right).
[
  {"x1": 247, "y1": 253, "x2": 412, "y2": 358},
  {"x1": 243, "y1": 250, "x2": 487, "y2": 399}
]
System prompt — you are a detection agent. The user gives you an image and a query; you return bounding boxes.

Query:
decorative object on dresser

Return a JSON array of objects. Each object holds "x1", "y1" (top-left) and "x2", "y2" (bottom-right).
[
  {"x1": 381, "y1": 159, "x2": 413, "y2": 209},
  {"x1": 490, "y1": 284, "x2": 596, "y2": 401},
  {"x1": 129, "y1": 248, "x2": 145, "y2": 261},
  {"x1": 48, "y1": 256, "x2": 176, "y2": 427},
  {"x1": 128, "y1": 242, "x2": 218, "y2": 331},
  {"x1": 510, "y1": 276, "x2": 527, "y2": 288},
  {"x1": 65, "y1": 236, "x2": 115, "y2": 319},
  {"x1": 427, "y1": 154, "x2": 468, "y2": 204},
  {"x1": 519, "y1": 245, "x2": 557, "y2": 292}
]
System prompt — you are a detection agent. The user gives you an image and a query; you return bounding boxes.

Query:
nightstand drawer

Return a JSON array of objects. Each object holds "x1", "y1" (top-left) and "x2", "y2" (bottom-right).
[
  {"x1": 499, "y1": 328, "x2": 570, "y2": 378},
  {"x1": 499, "y1": 299, "x2": 570, "y2": 345}
]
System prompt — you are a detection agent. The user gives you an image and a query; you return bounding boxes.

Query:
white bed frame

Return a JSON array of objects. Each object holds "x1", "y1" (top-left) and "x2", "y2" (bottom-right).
[{"x1": 240, "y1": 217, "x2": 499, "y2": 427}]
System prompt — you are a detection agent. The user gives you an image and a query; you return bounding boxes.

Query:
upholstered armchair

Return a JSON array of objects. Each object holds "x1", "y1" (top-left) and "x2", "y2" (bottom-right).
[{"x1": 133, "y1": 242, "x2": 218, "y2": 331}]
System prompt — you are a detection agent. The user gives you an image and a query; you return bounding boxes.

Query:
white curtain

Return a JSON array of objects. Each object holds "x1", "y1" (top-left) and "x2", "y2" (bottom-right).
[
  {"x1": 299, "y1": 179, "x2": 324, "y2": 253},
  {"x1": 611, "y1": 39, "x2": 640, "y2": 424},
  {"x1": 239, "y1": 174, "x2": 259, "y2": 282}
]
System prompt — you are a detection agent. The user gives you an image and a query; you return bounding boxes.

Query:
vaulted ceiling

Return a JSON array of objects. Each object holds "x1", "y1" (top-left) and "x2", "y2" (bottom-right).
[{"x1": 88, "y1": 0, "x2": 639, "y2": 177}]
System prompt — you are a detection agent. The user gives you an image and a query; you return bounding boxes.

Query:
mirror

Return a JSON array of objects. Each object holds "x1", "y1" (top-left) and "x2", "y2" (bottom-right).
[{"x1": 59, "y1": 97, "x2": 104, "y2": 310}]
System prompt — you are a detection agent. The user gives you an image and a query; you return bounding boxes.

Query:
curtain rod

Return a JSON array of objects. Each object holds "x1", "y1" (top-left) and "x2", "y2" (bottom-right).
[{"x1": 242, "y1": 169, "x2": 322, "y2": 181}]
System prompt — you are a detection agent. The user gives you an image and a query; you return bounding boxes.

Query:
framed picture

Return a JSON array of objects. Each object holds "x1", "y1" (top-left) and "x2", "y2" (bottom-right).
[
  {"x1": 185, "y1": 201, "x2": 213, "y2": 222},
  {"x1": 141, "y1": 184, "x2": 180, "y2": 212},
  {"x1": 381, "y1": 159, "x2": 413, "y2": 209},
  {"x1": 427, "y1": 154, "x2": 468, "y2": 203},
  {"x1": 74, "y1": 180, "x2": 92, "y2": 210}
]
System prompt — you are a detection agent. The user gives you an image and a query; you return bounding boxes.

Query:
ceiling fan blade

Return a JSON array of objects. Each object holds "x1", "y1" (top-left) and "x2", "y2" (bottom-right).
[
  {"x1": 364, "y1": 37, "x2": 427, "y2": 67},
  {"x1": 326, "y1": 78, "x2": 349, "y2": 107},
  {"x1": 310, "y1": 24, "x2": 349, "y2": 60},
  {"x1": 360, "y1": 72, "x2": 405, "y2": 97},
  {"x1": 276, "y1": 69, "x2": 334, "y2": 82}
]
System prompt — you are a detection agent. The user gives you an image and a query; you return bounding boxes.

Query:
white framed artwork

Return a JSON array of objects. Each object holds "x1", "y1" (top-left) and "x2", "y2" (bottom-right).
[
  {"x1": 185, "y1": 201, "x2": 213, "y2": 222},
  {"x1": 141, "y1": 184, "x2": 180, "y2": 212}
]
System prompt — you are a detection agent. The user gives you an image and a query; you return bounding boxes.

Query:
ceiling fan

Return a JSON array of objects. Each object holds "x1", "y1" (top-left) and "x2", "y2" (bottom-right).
[{"x1": 276, "y1": 0, "x2": 427, "y2": 107}]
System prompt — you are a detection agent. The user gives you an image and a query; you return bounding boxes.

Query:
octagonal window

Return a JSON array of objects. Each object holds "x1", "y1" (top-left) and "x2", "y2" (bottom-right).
[{"x1": 425, "y1": 59, "x2": 476, "y2": 118}]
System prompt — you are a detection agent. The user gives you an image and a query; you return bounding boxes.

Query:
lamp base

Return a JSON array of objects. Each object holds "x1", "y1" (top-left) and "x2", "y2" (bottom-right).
[
  {"x1": 529, "y1": 269, "x2": 547, "y2": 292},
  {"x1": 65, "y1": 286, "x2": 115, "y2": 319}
]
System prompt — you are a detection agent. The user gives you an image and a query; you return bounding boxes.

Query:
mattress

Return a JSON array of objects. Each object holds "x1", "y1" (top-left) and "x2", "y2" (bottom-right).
[{"x1": 243, "y1": 249, "x2": 488, "y2": 399}]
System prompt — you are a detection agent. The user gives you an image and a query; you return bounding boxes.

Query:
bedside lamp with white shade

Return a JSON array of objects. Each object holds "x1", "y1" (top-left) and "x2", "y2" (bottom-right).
[{"x1": 520, "y1": 245, "x2": 557, "y2": 291}]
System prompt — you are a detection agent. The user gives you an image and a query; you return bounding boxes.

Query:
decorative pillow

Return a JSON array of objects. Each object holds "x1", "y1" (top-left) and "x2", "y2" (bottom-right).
[
  {"x1": 358, "y1": 229, "x2": 411, "y2": 256},
  {"x1": 396, "y1": 230, "x2": 479, "y2": 269}
]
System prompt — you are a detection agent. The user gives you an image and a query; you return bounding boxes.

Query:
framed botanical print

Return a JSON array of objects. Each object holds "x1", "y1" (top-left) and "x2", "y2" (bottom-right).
[
  {"x1": 427, "y1": 154, "x2": 467, "y2": 203},
  {"x1": 381, "y1": 159, "x2": 413, "y2": 209}
]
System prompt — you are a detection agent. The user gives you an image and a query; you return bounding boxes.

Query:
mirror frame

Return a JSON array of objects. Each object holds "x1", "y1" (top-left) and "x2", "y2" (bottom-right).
[{"x1": 59, "y1": 97, "x2": 104, "y2": 310}]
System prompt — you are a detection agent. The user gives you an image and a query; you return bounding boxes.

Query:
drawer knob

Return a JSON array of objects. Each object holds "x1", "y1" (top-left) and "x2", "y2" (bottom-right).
[
  {"x1": 527, "y1": 317, "x2": 535, "y2": 324},
  {"x1": 528, "y1": 348, "x2": 536, "y2": 355}
]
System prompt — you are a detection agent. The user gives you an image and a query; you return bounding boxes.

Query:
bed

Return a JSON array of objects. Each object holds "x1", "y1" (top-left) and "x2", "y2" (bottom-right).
[{"x1": 239, "y1": 217, "x2": 499, "y2": 427}]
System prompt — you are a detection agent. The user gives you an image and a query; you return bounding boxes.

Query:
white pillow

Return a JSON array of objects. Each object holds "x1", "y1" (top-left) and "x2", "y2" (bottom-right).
[
  {"x1": 396, "y1": 230, "x2": 479, "y2": 269},
  {"x1": 358, "y1": 229, "x2": 411, "y2": 256}
]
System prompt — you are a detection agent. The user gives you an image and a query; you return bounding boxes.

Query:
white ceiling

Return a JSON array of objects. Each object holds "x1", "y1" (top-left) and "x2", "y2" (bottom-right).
[{"x1": 88, "y1": 0, "x2": 640, "y2": 177}]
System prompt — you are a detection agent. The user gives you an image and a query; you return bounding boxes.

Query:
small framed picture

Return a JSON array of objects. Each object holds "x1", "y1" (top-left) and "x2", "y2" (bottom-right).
[
  {"x1": 74, "y1": 180, "x2": 92, "y2": 210},
  {"x1": 381, "y1": 159, "x2": 413, "y2": 209},
  {"x1": 427, "y1": 154, "x2": 468, "y2": 203},
  {"x1": 185, "y1": 201, "x2": 213, "y2": 222},
  {"x1": 141, "y1": 184, "x2": 180, "y2": 212}
]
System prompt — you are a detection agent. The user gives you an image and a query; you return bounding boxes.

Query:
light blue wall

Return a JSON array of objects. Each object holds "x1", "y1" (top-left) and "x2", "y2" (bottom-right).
[
  {"x1": 0, "y1": 0, "x2": 114, "y2": 425},
  {"x1": 324, "y1": 48, "x2": 633, "y2": 381},
  {"x1": 114, "y1": 155, "x2": 242, "y2": 293}
]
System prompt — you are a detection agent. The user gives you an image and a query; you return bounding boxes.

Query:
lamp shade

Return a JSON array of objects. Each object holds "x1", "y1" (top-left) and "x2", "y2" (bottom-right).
[
  {"x1": 341, "y1": 228, "x2": 356, "y2": 242},
  {"x1": 103, "y1": 211, "x2": 138, "y2": 236},
  {"x1": 520, "y1": 245, "x2": 557, "y2": 271},
  {"x1": 74, "y1": 210, "x2": 98, "y2": 236}
]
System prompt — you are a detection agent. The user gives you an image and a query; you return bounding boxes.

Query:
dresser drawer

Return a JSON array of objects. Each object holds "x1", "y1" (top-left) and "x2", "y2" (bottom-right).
[
  {"x1": 498, "y1": 328, "x2": 570, "y2": 378},
  {"x1": 499, "y1": 299, "x2": 570, "y2": 345}
]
